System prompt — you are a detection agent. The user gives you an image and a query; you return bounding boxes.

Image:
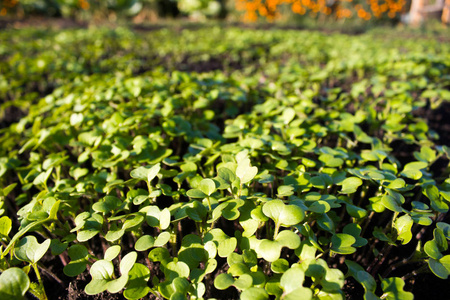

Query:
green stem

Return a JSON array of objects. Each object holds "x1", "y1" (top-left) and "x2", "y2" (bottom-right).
[
  {"x1": 32, "y1": 263, "x2": 48, "y2": 300},
  {"x1": 147, "y1": 181, "x2": 152, "y2": 194},
  {"x1": 206, "y1": 196, "x2": 212, "y2": 211},
  {"x1": 273, "y1": 223, "x2": 280, "y2": 240}
]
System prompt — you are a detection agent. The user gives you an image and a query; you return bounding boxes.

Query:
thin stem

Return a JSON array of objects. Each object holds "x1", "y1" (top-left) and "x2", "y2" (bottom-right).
[
  {"x1": 401, "y1": 263, "x2": 429, "y2": 281},
  {"x1": 273, "y1": 223, "x2": 280, "y2": 240},
  {"x1": 32, "y1": 263, "x2": 48, "y2": 300},
  {"x1": 369, "y1": 244, "x2": 393, "y2": 277},
  {"x1": 206, "y1": 196, "x2": 212, "y2": 211}
]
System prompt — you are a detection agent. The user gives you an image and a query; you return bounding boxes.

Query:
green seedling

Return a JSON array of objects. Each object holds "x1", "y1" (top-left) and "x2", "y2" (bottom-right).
[
  {"x1": 0, "y1": 26, "x2": 449, "y2": 300},
  {"x1": 85, "y1": 250, "x2": 137, "y2": 295}
]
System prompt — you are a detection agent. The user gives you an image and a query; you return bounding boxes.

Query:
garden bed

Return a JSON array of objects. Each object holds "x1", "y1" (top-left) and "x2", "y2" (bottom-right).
[{"x1": 0, "y1": 25, "x2": 450, "y2": 300}]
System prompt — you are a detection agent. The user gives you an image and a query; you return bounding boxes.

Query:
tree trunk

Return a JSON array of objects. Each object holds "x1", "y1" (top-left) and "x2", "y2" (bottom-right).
[
  {"x1": 410, "y1": 0, "x2": 426, "y2": 26},
  {"x1": 443, "y1": 0, "x2": 450, "y2": 23}
]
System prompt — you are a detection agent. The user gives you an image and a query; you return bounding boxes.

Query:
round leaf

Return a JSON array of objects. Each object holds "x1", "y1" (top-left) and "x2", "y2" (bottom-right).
[
  {"x1": 240, "y1": 287, "x2": 269, "y2": 300},
  {"x1": 155, "y1": 231, "x2": 171, "y2": 247},
  {"x1": 90, "y1": 260, "x2": 114, "y2": 280},
  {"x1": 340, "y1": 177, "x2": 363, "y2": 194},
  {"x1": 186, "y1": 189, "x2": 207, "y2": 199},
  {"x1": 275, "y1": 230, "x2": 301, "y2": 249},
  {"x1": 14, "y1": 236, "x2": 51, "y2": 264},
  {"x1": 214, "y1": 273, "x2": 234, "y2": 290},
  {"x1": 257, "y1": 240, "x2": 282, "y2": 262},
  {"x1": 280, "y1": 267, "x2": 306, "y2": 293},
  {"x1": 199, "y1": 178, "x2": 216, "y2": 196},
  {"x1": 135, "y1": 235, "x2": 155, "y2": 251},
  {"x1": 123, "y1": 263, "x2": 151, "y2": 300},
  {"x1": 218, "y1": 237, "x2": 237, "y2": 257},
  {"x1": 104, "y1": 245, "x2": 121, "y2": 261},
  {"x1": 0, "y1": 268, "x2": 30, "y2": 298},
  {"x1": 236, "y1": 158, "x2": 258, "y2": 184},
  {"x1": 120, "y1": 251, "x2": 138, "y2": 274},
  {"x1": 271, "y1": 259, "x2": 290, "y2": 273}
]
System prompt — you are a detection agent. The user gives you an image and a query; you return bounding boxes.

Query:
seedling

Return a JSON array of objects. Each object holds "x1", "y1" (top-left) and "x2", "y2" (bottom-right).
[{"x1": 0, "y1": 26, "x2": 449, "y2": 300}]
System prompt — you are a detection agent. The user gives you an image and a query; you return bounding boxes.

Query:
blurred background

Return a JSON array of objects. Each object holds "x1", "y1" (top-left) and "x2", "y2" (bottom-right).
[{"x1": 0, "y1": 0, "x2": 449, "y2": 30}]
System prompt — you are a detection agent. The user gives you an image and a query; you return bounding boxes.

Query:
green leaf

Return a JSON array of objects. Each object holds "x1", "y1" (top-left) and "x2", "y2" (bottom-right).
[
  {"x1": 0, "y1": 268, "x2": 30, "y2": 298},
  {"x1": 295, "y1": 240, "x2": 317, "y2": 261},
  {"x1": 241, "y1": 287, "x2": 269, "y2": 300},
  {"x1": 343, "y1": 223, "x2": 367, "y2": 247},
  {"x1": 236, "y1": 158, "x2": 258, "y2": 184},
  {"x1": 339, "y1": 177, "x2": 363, "y2": 194},
  {"x1": 425, "y1": 185, "x2": 448, "y2": 213},
  {"x1": 440, "y1": 255, "x2": 450, "y2": 273},
  {"x1": 345, "y1": 261, "x2": 377, "y2": 292},
  {"x1": 394, "y1": 215, "x2": 413, "y2": 245},
  {"x1": 186, "y1": 200, "x2": 208, "y2": 222},
  {"x1": 0, "y1": 183, "x2": 17, "y2": 197},
  {"x1": 414, "y1": 146, "x2": 436, "y2": 163},
  {"x1": 0, "y1": 216, "x2": 12, "y2": 237},
  {"x1": 105, "y1": 226, "x2": 125, "y2": 242},
  {"x1": 257, "y1": 239, "x2": 282, "y2": 262},
  {"x1": 135, "y1": 235, "x2": 155, "y2": 251},
  {"x1": 216, "y1": 167, "x2": 236, "y2": 189},
  {"x1": 218, "y1": 237, "x2": 237, "y2": 257},
  {"x1": 381, "y1": 194, "x2": 403, "y2": 213},
  {"x1": 400, "y1": 161, "x2": 427, "y2": 180},
  {"x1": 271, "y1": 259, "x2": 290, "y2": 273},
  {"x1": 159, "y1": 208, "x2": 171, "y2": 230},
  {"x1": 437, "y1": 222, "x2": 450, "y2": 240},
  {"x1": 428, "y1": 258, "x2": 449, "y2": 279},
  {"x1": 234, "y1": 273, "x2": 253, "y2": 290},
  {"x1": 14, "y1": 236, "x2": 51, "y2": 264},
  {"x1": 186, "y1": 189, "x2": 207, "y2": 199},
  {"x1": 154, "y1": 231, "x2": 171, "y2": 247},
  {"x1": 165, "y1": 261, "x2": 190, "y2": 281},
  {"x1": 331, "y1": 234, "x2": 356, "y2": 255},
  {"x1": 262, "y1": 200, "x2": 305, "y2": 227},
  {"x1": 120, "y1": 251, "x2": 137, "y2": 274},
  {"x1": 90, "y1": 260, "x2": 114, "y2": 280},
  {"x1": 148, "y1": 248, "x2": 171, "y2": 266},
  {"x1": 317, "y1": 213, "x2": 335, "y2": 233},
  {"x1": 199, "y1": 178, "x2": 216, "y2": 196},
  {"x1": 277, "y1": 185, "x2": 295, "y2": 197},
  {"x1": 64, "y1": 244, "x2": 89, "y2": 277},
  {"x1": 228, "y1": 263, "x2": 250, "y2": 277},
  {"x1": 146, "y1": 206, "x2": 161, "y2": 227},
  {"x1": 275, "y1": 230, "x2": 301, "y2": 249},
  {"x1": 214, "y1": 273, "x2": 234, "y2": 290},
  {"x1": 424, "y1": 240, "x2": 443, "y2": 260},
  {"x1": 104, "y1": 245, "x2": 121, "y2": 261},
  {"x1": 258, "y1": 174, "x2": 274, "y2": 184},
  {"x1": 346, "y1": 203, "x2": 367, "y2": 219},
  {"x1": 84, "y1": 278, "x2": 109, "y2": 295},
  {"x1": 33, "y1": 168, "x2": 53, "y2": 187},
  {"x1": 130, "y1": 164, "x2": 160, "y2": 182},
  {"x1": 204, "y1": 241, "x2": 217, "y2": 258},
  {"x1": 319, "y1": 154, "x2": 343, "y2": 168},
  {"x1": 123, "y1": 263, "x2": 151, "y2": 300},
  {"x1": 322, "y1": 268, "x2": 345, "y2": 292},
  {"x1": 308, "y1": 200, "x2": 331, "y2": 214},
  {"x1": 280, "y1": 267, "x2": 306, "y2": 293},
  {"x1": 92, "y1": 196, "x2": 121, "y2": 213},
  {"x1": 380, "y1": 277, "x2": 413, "y2": 300}
]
